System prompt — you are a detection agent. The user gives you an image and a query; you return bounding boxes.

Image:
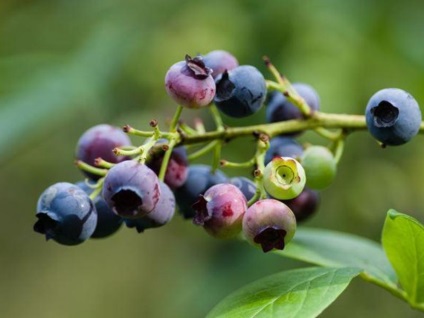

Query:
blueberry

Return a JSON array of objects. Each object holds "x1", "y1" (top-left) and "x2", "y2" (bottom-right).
[
  {"x1": 266, "y1": 83, "x2": 320, "y2": 135},
  {"x1": 124, "y1": 182, "x2": 175, "y2": 233},
  {"x1": 76, "y1": 124, "x2": 132, "y2": 181},
  {"x1": 214, "y1": 65, "x2": 266, "y2": 118},
  {"x1": 300, "y1": 146, "x2": 336, "y2": 190},
  {"x1": 76, "y1": 181, "x2": 123, "y2": 238},
  {"x1": 263, "y1": 157, "x2": 306, "y2": 200},
  {"x1": 193, "y1": 183, "x2": 247, "y2": 239},
  {"x1": 264, "y1": 136, "x2": 304, "y2": 165},
  {"x1": 242, "y1": 199, "x2": 296, "y2": 253},
  {"x1": 202, "y1": 50, "x2": 239, "y2": 79},
  {"x1": 146, "y1": 140, "x2": 188, "y2": 189},
  {"x1": 174, "y1": 164, "x2": 228, "y2": 219},
  {"x1": 229, "y1": 177, "x2": 256, "y2": 201},
  {"x1": 34, "y1": 182, "x2": 98, "y2": 246},
  {"x1": 165, "y1": 55, "x2": 216, "y2": 108},
  {"x1": 282, "y1": 188, "x2": 320, "y2": 222},
  {"x1": 365, "y1": 88, "x2": 421, "y2": 146},
  {"x1": 102, "y1": 161, "x2": 161, "y2": 218}
]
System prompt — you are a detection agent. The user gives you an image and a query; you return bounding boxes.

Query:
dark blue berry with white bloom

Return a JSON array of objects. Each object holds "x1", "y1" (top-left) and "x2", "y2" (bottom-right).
[
  {"x1": 214, "y1": 65, "x2": 266, "y2": 118},
  {"x1": 229, "y1": 177, "x2": 256, "y2": 201},
  {"x1": 243, "y1": 199, "x2": 296, "y2": 253},
  {"x1": 102, "y1": 161, "x2": 160, "y2": 218},
  {"x1": 76, "y1": 181, "x2": 123, "y2": 238},
  {"x1": 193, "y1": 183, "x2": 247, "y2": 239},
  {"x1": 76, "y1": 124, "x2": 132, "y2": 181},
  {"x1": 203, "y1": 50, "x2": 239, "y2": 79},
  {"x1": 365, "y1": 88, "x2": 421, "y2": 146},
  {"x1": 265, "y1": 136, "x2": 304, "y2": 164},
  {"x1": 266, "y1": 83, "x2": 320, "y2": 135},
  {"x1": 124, "y1": 182, "x2": 175, "y2": 233},
  {"x1": 174, "y1": 164, "x2": 228, "y2": 219},
  {"x1": 34, "y1": 182, "x2": 98, "y2": 246},
  {"x1": 165, "y1": 55, "x2": 216, "y2": 108}
]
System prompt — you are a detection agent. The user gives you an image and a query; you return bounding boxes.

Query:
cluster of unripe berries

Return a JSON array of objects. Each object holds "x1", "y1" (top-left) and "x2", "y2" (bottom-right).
[{"x1": 34, "y1": 50, "x2": 422, "y2": 253}]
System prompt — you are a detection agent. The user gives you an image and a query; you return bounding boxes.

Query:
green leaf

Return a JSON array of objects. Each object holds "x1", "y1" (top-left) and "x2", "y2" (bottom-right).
[
  {"x1": 382, "y1": 209, "x2": 424, "y2": 306},
  {"x1": 206, "y1": 267, "x2": 360, "y2": 318},
  {"x1": 276, "y1": 228, "x2": 397, "y2": 290}
]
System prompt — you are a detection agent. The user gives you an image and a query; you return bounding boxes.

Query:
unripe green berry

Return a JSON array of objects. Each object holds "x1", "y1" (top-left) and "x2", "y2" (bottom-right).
[
  {"x1": 301, "y1": 146, "x2": 337, "y2": 190},
  {"x1": 263, "y1": 157, "x2": 306, "y2": 200}
]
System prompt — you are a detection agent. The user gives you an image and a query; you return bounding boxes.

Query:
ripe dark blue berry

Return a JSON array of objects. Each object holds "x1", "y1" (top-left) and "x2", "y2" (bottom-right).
[
  {"x1": 202, "y1": 50, "x2": 239, "y2": 79},
  {"x1": 165, "y1": 55, "x2": 216, "y2": 108},
  {"x1": 76, "y1": 181, "x2": 123, "y2": 238},
  {"x1": 193, "y1": 183, "x2": 247, "y2": 239},
  {"x1": 34, "y1": 182, "x2": 98, "y2": 245},
  {"x1": 76, "y1": 124, "x2": 132, "y2": 180},
  {"x1": 146, "y1": 140, "x2": 188, "y2": 189},
  {"x1": 174, "y1": 164, "x2": 228, "y2": 219},
  {"x1": 365, "y1": 88, "x2": 421, "y2": 146},
  {"x1": 124, "y1": 182, "x2": 175, "y2": 233},
  {"x1": 102, "y1": 161, "x2": 160, "y2": 218},
  {"x1": 266, "y1": 83, "x2": 320, "y2": 134},
  {"x1": 243, "y1": 199, "x2": 296, "y2": 253},
  {"x1": 214, "y1": 65, "x2": 266, "y2": 118},
  {"x1": 265, "y1": 136, "x2": 304, "y2": 165},
  {"x1": 229, "y1": 177, "x2": 256, "y2": 201},
  {"x1": 282, "y1": 188, "x2": 320, "y2": 222}
]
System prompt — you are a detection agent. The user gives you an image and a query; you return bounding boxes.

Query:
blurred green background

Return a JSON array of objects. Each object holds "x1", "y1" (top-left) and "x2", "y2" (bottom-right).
[{"x1": 2, "y1": 0, "x2": 424, "y2": 317}]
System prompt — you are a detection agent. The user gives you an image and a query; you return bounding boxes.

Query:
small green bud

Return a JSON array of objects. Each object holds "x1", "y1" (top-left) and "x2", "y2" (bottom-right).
[
  {"x1": 263, "y1": 157, "x2": 306, "y2": 200},
  {"x1": 301, "y1": 146, "x2": 337, "y2": 190}
]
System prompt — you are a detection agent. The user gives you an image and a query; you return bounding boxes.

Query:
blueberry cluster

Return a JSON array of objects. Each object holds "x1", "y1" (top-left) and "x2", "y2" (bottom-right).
[{"x1": 34, "y1": 50, "x2": 421, "y2": 253}]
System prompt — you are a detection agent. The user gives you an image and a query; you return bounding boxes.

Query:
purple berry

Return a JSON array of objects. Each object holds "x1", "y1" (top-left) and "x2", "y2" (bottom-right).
[
  {"x1": 165, "y1": 55, "x2": 216, "y2": 108},
  {"x1": 193, "y1": 183, "x2": 247, "y2": 239},
  {"x1": 282, "y1": 188, "x2": 320, "y2": 222},
  {"x1": 76, "y1": 124, "x2": 132, "y2": 180},
  {"x1": 34, "y1": 182, "x2": 98, "y2": 246},
  {"x1": 214, "y1": 65, "x2": 266, "y2": 118},
  {"x1": 174, "y1": 164, "x2": 228, "y2": 219},
  {"x1": 146, "y1": 140, "x2": 188, "y2": 189},
  {"x1": 76, "y1": 181, "x2": 123, "y2": 238},
  {"x1": 202, "y1": 50, "x2": 239, "y2": 79},
  {"x1": 124, "y1": 182, "x2": 175, "y2": 233},
  {"x1": 243, "y1": 199, "x2": 296, "y2": 253},
  {"x1": 102, "y1": 161, "x2": 160, "y2": 218}
]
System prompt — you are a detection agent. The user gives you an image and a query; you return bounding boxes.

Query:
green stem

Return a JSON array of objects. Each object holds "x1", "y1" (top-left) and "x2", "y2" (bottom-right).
[
  {"x1": 89, "y1": 178, "x2": 104, "y2": 201},
  {"x1": 187, "y1": 140, "x2": 220, "y2": 161},
  {"x1": 264, "y1": 58, "x2": 311, "y2": 117},
  {"x1": 314, "y1": 127, "x2": 343, "y2": 141},
  {"x1": 247, "y1": 135, "x2": 269, "y2": 206},
  {"x1": 94, "y1": 158, "x2": 115, "y2": 169},
  {"x1": 178, "y1": 112, "x2": 367, "y2": 145},
  {"x1": 138, "y1": 137, "x2": 157, "y2": 165},
  {"x1": 170, "y1": 105, "x2": 184, "y2": 132},
  {"x1": 220, "y1": 158, "x2": 255, "y2": 169},
  {"x1": 333, "y1": 138, "x2": 345, "y2": 164},
  {"x1": 158, "y1": 138, "x2": 177, "y2": 181},
  {"x1": 75, "y1": 160, "x2": 108, "y2": 177},
  {"x1": 179, "y1": 122, "x2": 197, "y2": 136},
  {"x1": 357, "y1": 273, "x2": 423, "y2": 311},
  {"x1": 211, "y1": 141, "x2": 222, "y2": 173},
  {"x1": 209, "y1": 104, "x2": 225, "y2": 131},
  {"x1": 114, "y1": 146, "x2": 143, "y2": 157}
]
